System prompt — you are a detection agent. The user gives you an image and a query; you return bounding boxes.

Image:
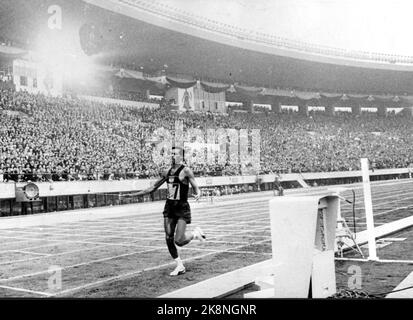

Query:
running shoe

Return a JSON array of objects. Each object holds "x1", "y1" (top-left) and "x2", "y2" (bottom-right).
[{"x1": 170, "y1": 264, "x2": 186, "y2": 276}]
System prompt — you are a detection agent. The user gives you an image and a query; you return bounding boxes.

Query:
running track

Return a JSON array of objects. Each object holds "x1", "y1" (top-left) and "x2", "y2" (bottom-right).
[{"x1": 0, "y1": 179, "x2": 412, "y2": 297}]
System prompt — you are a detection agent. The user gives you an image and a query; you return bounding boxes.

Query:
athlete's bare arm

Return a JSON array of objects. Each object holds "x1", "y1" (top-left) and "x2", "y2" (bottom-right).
[
  {"x1": 124, "y1": 169, "x2": 168, "y2": 197},
  {"x1": 185, "y1": 167, "x2": 201, "y2": 201}
]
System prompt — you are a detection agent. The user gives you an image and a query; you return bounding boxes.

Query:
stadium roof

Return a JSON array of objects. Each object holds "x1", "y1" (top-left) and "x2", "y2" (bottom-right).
[{"x1": 2, "y1": 0, "x2": 413, "y2": 94}]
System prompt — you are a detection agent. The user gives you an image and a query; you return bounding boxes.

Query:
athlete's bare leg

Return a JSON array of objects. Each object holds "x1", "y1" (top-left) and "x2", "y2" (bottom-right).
[
  {"x1": 174, "y1": 219, "x2": 194, "y2": 247},
  {"x1": 164, "y1": 218, "x2": 206, "y2": 276},
  {"x1": 164, "y1": 217, "x2": 178, "y2": 259},
  {"x1": 164, "y1": 217, "x2": 189, "y2": 276}
]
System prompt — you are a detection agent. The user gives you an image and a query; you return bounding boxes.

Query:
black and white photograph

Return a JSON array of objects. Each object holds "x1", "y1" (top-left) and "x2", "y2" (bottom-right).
[{"x1": 1, "y1": 0, "x2": 413, "y2": 311}]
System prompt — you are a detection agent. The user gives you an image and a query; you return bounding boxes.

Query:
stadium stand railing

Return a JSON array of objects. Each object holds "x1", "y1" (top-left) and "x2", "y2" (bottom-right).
[{"x1": 119, "y1": 0, "x2": 413, "y2": 65}]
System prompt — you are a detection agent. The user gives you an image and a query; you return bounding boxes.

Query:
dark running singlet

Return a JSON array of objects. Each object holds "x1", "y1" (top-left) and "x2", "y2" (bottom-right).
[{"x1": 166, "y1": 165, "x2": 189, "y2": 202}]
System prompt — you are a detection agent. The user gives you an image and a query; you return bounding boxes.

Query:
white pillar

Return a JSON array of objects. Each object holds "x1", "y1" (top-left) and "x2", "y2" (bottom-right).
[{"x1": 360, "y1": 158, "x2": 378, "y2": 260}]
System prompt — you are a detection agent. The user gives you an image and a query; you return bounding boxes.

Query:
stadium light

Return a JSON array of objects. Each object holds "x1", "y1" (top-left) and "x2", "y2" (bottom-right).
[{"x1": 34, "y1": 32, "x2": 97, "y2": 85}]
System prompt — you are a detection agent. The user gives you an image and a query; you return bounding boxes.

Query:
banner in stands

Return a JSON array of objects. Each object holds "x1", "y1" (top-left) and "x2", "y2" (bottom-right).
[
  {"x1": 13, "y1": 59, "x2": 62, "y2": 96},
  {"x1": 112, "y1": 67, "x2": 413, "y2": 108},
  {"x1": 13, "y1": 59, "x2": 36, "y2": 93},
  {"x1": 166, "y1": 77, "x2": 197, "y2": 89},
  {"x1": 178, "y1": 87, "x2": 195, "y2": 111},
  {"x1": 200, "y1": 81, "x2": 230, "y2": 93},
  {"x1": 194, "y1": 85, "x2": 226, "y2": 113}
]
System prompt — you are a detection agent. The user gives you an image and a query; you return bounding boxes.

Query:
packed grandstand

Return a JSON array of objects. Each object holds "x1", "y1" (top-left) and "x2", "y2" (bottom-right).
[
  {"x1": 1, "y1": 0, "x2": 413, "y2": 186},
  {"x1": 1, "y1": 83, "x2": 412, "y2": 183}
]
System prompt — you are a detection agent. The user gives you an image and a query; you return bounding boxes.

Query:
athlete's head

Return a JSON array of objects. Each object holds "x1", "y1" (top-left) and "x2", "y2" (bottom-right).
[{"x1": 171, "y1": 146, "x2": 184, "y2": 165}]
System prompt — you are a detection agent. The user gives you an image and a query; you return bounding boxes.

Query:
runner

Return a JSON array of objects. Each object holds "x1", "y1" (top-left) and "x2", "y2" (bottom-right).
[{"x1": 132, "y1": 146, "x2": 205, "y2": 276}]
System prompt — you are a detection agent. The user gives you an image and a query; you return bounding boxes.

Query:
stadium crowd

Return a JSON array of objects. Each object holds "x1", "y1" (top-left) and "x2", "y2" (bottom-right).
[{"x1": 1, "y1": 87, "x2": 413, "y2": 182}]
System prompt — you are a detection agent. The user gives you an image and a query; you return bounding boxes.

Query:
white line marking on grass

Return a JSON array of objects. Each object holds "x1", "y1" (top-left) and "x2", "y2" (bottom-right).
[
  {"x1": 78, "y1": 237, "x2": 162, "y2": 245},
  {"x1": 54, "y1": 233, "x2": 164, "y2": 241},
  {"x1": 208, "y1": 235, "x2": 270, "y2": 241},
  {"x1": 51, "y1": 238, "x2": 271, "y2": 297},
  {"x1": 207, "y1": 226, "x2": 270, "y2": 232},
  {"x1": 0, "y1": 238, "x2": 177, "y2": 266},
  {"x1": 44, "y1": 237, "x2": 158, "y2": 248},
  {"x1": 197, "y1": 240, "x2": 250, "y2": 244},
  {"x1": 335, "y1": 257, "x2": 413, "y2": 264},
  {"x1": 0, "y1": 247, "x2": 164, "y2": 282},
  {"x1": 132, "y1": 239, "x2": 251, "y2": 245},
  {"x1": 0, "y1": 235, "x2": 58, "y2": 242},
  {"x1": 0, "y1": 241, "x2": 64, "y2": 254},
  {"x1": 0, "y1": 244, "x2": 113, "y2": 266},
  {"x1": 334, "y1": 179, "x2": 413, "y2": 193},
  {"x1": 360, "y1": 205, "x2": 413, "y2": 220},
  {"x1": 197, "y1": 211, "x2": 269, "y2": 223},
  {"x1": 202, "y1": 229, "x2": 270, "y2": 240},
  {"x1": 61, "y1": 226, "x2": 159, "y2": 232},
  {"x1": 343, "y1": 189, "x2": 413, "y2": 203},
  {"x1": 0, "y1": 229, "x2": 163, "y2": 240},
  {"x1": 0, "y1": 285, "x2": 52, "y2": 297},
  {"x1": 0, "y1": 232, "x2": 164, "y2": 248},
  {"x1": 193, "y1": 203, "x2": 269, "y2": 215},
  {"x1": 198, "y1": 204, "x2": 269, "y2": 214},
  {"x1": 121, "y1": 244, "x2": 272, "y2": 256},
  {"x1": 12, "y1": 250, "x2": 51, "y2": 257},
  {"x1": 181, "y1": 247, "x2": 272, "y2": 256},
  {"x1": 0, "y1": 239, "x2": 52, "y2": 250},
  {"x1": 340, "y1": 194, "x2": 413, "y2": 214},
  {"x1": 335, "y1": 257, "x2": 369, "y2": 262}
]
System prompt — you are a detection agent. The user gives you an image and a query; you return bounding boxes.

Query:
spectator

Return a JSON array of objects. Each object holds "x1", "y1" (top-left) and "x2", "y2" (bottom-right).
[{"x1": 1, "y1": 87, "x2": 412, "y2": 181}]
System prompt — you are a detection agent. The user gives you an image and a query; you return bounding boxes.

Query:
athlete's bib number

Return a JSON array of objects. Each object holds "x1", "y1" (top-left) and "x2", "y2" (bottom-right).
[{"x1": 167, "y1": 183, "x2": 180, "y2": 200}]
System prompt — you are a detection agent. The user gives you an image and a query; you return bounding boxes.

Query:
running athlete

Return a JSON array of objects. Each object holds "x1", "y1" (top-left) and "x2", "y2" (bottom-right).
[{"x1": 132, "y1": 146, "x2": 205, "y2": 276}]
